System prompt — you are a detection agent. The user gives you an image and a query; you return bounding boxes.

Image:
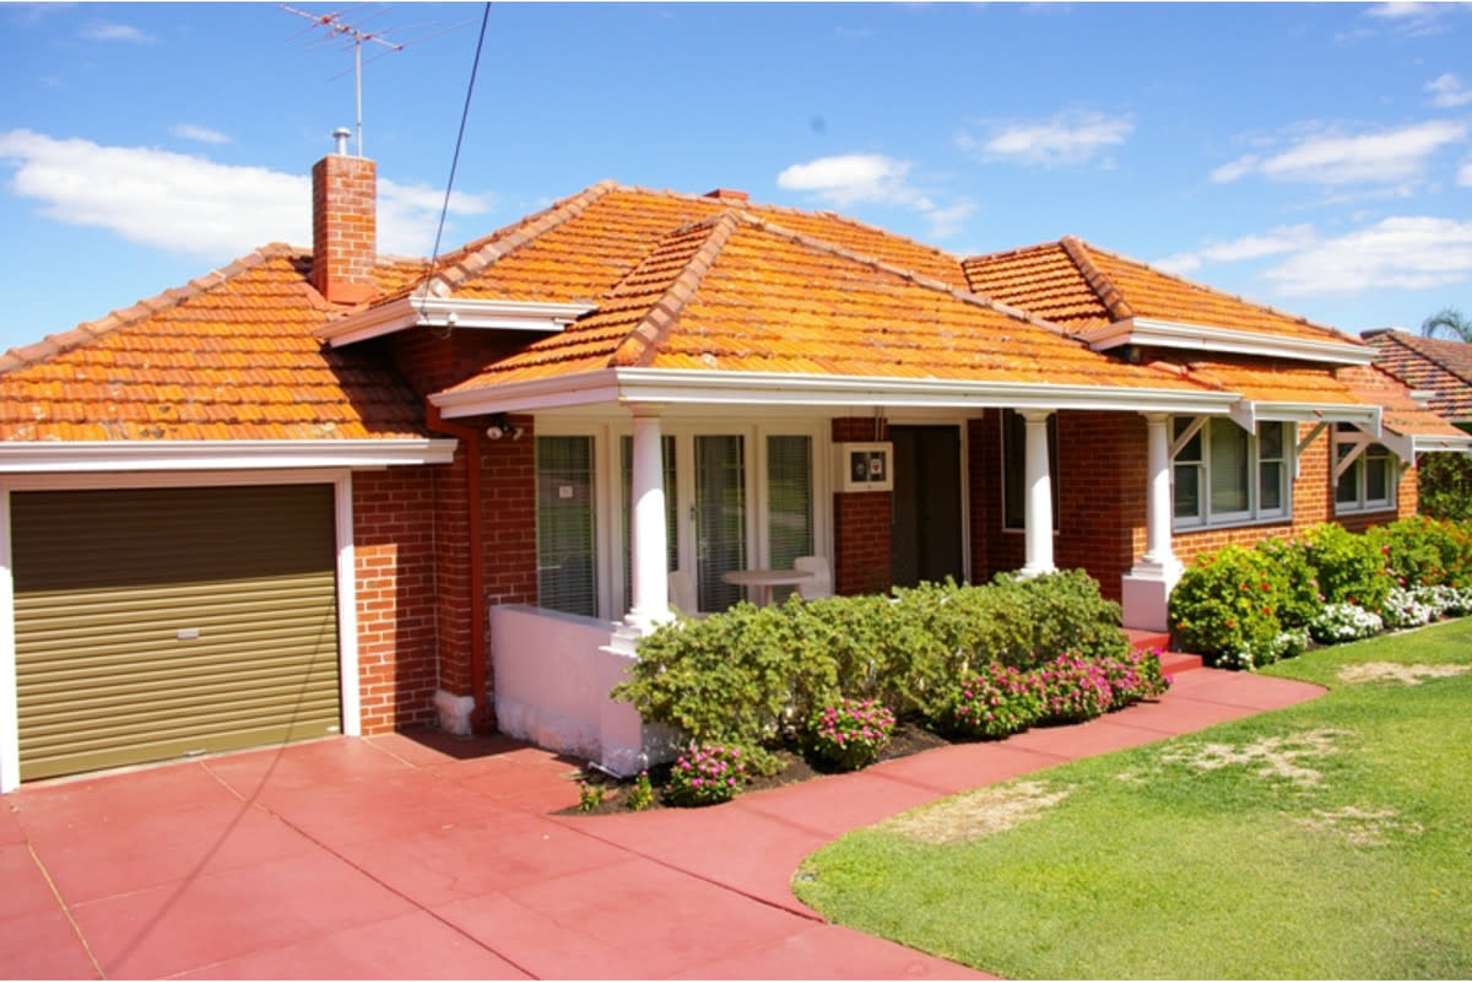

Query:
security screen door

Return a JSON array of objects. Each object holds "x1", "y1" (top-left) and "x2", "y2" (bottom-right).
[{"x1": 694, "y1": 435, "x2": 747, "y2": 612}]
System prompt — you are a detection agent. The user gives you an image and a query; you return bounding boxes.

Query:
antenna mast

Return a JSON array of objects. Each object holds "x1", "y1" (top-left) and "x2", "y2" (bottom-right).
[{"x1": 281, "y1": 5, "x2": 404, "y2": 156}]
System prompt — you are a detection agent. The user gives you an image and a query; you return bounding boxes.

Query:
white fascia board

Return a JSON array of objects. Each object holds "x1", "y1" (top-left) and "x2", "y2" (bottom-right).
[
  {"x1": 1249, "y1": 401, "x2": 1382, "y2": 432},
  {"x1": 1403, "y1": 432, "x2": 1472, "y2": 457},
  {"x1": 431, "y1": 366, "x2": 1243, "y2": 418},
  {"x1": 318, "y1": 296, "x2": 596, "y2": 348},
  {"x1": 1083, "y1": 317, "x2": 1377, "y2": 366},
  {"x1": 0, "y1": 439, "x2": 458, "y2": 473}
]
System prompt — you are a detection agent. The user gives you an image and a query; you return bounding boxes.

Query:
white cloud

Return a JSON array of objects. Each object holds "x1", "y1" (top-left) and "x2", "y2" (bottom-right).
[
  {"x1": 1154, "y1": 224, "x2": 1317, "y2": 275},
  {"x1": 80, "y1": 22, "x2": 153, "y2": 43},
  {"x1": 1266, "y1": 216, "x2": 1472, "y2": 294},
  {"x1": 957, "y1": 111, "x2": 1132, "y2": 167},
  {"x1": 172, "y1": 124, "x2": 230, "y2": 145},
  {"x1": 775, "y1": 153, "x2": 975, "y2": 239},
  {"x1": 1352, "y1": 2, "x2": 1457, "y2": 37},
  {"x1": 1210, "y1": 120, "x2": 1465, "y2": 185},
  {"x1": 1426, "y1": 73, "x2": 1472, "y2": 108},
  {"x1": 1460, "y1": 159, "x2": 1472, "y2": 186},
  {"x1": 0, "y1": 130, "x2": 491, "y2": 259}
]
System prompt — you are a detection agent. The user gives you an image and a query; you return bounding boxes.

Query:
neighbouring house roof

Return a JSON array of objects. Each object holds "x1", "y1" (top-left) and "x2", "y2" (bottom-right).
[
  {"x1": 434, "y1": 209, "x2": 1216, "y2": 399},
  {"x1": 0, "y1": 246, "x2": 427, "y2": 441},
  {"x1": 961, "y1": 238, "x2": 1365, "y2": 351},
  {"x1": 1363, "y1": 329, "x2": 1472, "y2": 422}
]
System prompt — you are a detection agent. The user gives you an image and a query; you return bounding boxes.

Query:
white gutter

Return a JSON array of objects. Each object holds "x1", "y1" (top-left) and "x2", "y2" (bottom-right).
[
  {"x1": 0, "y1": 438, "x2": 458, "y2": 473},
  {"x1": 430, "y1": 366, "x2": 1242, "y2": 418},
  {"x1": 1229, "y1": 400, "x2": 1382, "y2": 436},
  {"x1": 316, "y1": 296, "x2": 596, "y2": 348},
  {"x1": 1382, "y1": 430, "x2": 1472, "y2": 462},
  {"x1": 1082, "y1": 317, "x2": 1377, "y2": 366}
]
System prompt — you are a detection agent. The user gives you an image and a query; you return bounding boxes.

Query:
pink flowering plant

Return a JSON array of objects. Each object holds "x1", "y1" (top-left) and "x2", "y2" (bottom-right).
[
  {"x1": 1100, "y1": 648, "x2": 1171, "y2": 706},
  {"x1": 1036, "y1": 652, "x2": 1115, "y2": 723},
  {"x1": 944, "y1": 663, "x2": 1045, "y2": 740},
  {"x1": 665, "y1": 742, "x2": 748, "y2": 807},
  {"x1": 805, "y1": 698, "x2": 896, "y2": 771}
]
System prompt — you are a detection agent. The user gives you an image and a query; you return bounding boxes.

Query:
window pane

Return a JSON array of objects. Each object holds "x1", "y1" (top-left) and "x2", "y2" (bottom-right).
[
  {"x1": 1208, "y1": 419, "x2": 1249, "y2": 514},
  {"x1": 767, "y1": 435, "x2": 814, "y2": 569},
  {"x1": 619, "y1": 435, "x2": 677, "y2": 615},
  {"x1": 696, "y1": 435, "x2": 746, "y2": 612},
  {"x1": 1260, "y1": 461, "x2": 1283, "y2": 512},
  {"x1": 1173, "y1": 464, "x2": 1201, "y2": 520},
  {"x1": 1258, "y1": 421, "x2": 1284, "y2": 461},
  {"x1": 1173, "y1": 417, "x2": 1202, "y2": 462},
  {"x1": 1003, "y1": 410, "x2": 1059, "y2": 530},
  {"x1": 537, "y1": 436, "x2": 597, "y2": 617},
  {"x1": 1336, "y1": 450, "x2": 1359, "y2": 505},
  {"x1": 1366, "y1": 452, "x2": 1389, "y2": 501}
]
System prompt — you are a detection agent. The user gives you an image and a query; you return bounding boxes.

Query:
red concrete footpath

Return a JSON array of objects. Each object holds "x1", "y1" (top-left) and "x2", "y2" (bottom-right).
[{"x1": 1, "y1": 668, "x2": 1321, "y2": 980}]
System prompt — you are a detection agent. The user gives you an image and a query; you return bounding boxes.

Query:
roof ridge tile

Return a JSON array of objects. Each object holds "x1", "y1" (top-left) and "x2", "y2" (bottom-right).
[
  {"x1": 610, "y1": 210, "x2": 743, "y2": 368},
  {"x1": 0, "y1": 245, "x2": 280, "y2": 377},
  {"x1": 961, "y1": 238, "x2": 1072, "y2": 266},
  {"x1": 1060, "y1": 235, "x2": 1136, "y2": 323}
]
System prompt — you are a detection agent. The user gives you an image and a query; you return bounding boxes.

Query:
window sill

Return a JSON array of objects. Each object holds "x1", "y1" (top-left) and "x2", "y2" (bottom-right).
[
  {"x1": 1334, "y1": 503, "x2": 1397, "y2": 517},
  {"x1": 1173, "y1": 513, "x2": 1292, "y2": 535}
]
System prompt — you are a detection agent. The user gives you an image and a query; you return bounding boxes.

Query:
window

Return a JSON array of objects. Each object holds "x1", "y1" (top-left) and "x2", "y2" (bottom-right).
[
  {"x1": 1335, "y1": 426, "x2": 1396, "y2": 514},
  {"x1": 619, "y1": 435, "x2": 678, "y2": 615},
  {"x1": 1172, "y1": 418, "x2": 1290, "y2": 528},
  {"x1": 1002, "y1": 410, "x2": 1059, "y2": 531},
  {"x1": 766, "y1": 435, "x2": 814, "y2": 601},
  {"x1": 695, "y1": 435, "x2": 747, "y2": 613},
  {"x1": 536, "y1": 436, "x2": 598, "y2": 617}
]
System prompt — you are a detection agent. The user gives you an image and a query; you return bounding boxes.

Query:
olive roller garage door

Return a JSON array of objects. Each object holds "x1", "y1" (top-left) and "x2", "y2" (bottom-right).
[{"x1": 12, "y1": 484, "x2": 341, "y2": 781}]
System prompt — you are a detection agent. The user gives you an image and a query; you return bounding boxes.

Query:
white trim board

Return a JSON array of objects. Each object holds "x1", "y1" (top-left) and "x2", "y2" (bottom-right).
[
  {"x1": 432, "y1": 367, "x2": 1243, "y2": 418},
  {"x1": 0, "y1": 467, "x2": 361, "y2": 793},
  {"x1": 0, "y1": 439, "x2": 457, "y2": 474},
  {"x1": 1081, "y1": 317, "x2": 1376, "y2": 366},
  {"x1": 318, "y1": 296, "x2": 595, "y2": 347}
]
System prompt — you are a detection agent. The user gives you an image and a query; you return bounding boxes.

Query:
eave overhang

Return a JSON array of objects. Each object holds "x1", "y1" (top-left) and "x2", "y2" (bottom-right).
[
  {"x1": 430, "y1": 367, "x2": 1241, "y2": 418},
  {"x1": 0, "y1": 438, "x2": 459, "y2": 474},
  {"x1": 1228, "y1": 400, "x2": 1383, "y2": 437},
  {"x1": 1083, "y1": 317, "x2": 1377, "y2": 366},
  {"x1": 316, "y1": 296, "x2": 597, "y2": 348}
]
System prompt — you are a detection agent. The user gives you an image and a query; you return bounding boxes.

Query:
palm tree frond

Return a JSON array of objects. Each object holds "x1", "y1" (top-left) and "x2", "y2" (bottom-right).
[{"x1": 1422, "y1": 307, "x2": 1472, "y2": 343}]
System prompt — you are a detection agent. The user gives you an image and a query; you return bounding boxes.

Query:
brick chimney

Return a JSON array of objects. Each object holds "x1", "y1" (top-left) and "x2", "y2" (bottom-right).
[
  {"x1": 311, "y1": 129, "x2": 377, "y2": 305},
  {"x1": 704, "y1": 188, "x2": 749, "y2": 204}
]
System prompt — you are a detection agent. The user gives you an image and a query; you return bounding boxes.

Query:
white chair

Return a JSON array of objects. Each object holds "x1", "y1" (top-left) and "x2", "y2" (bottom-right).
[
  {"x1": 793, "y1": 555, "x2": 833, "y2": 600},
  {"x1": 667, "y1": 568, "x2": 697, "y2": 615}
]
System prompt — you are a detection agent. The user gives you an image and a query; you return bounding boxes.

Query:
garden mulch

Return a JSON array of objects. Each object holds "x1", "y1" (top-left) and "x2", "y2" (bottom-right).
[{"x1": 1, "y1": 668, "x2": 1321, "y2": 980}]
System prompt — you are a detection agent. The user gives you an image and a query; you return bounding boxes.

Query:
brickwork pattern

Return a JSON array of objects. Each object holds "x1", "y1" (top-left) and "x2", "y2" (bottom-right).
[
  {"x1": 832, "y1": 417, "x2": 893, "y2": 596},
  {"x1": 311, "y1": 154, "x2": 377, "y2": 305}
]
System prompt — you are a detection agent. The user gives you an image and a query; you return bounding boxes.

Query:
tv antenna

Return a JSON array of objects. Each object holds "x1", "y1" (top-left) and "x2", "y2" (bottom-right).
[{"x1": 281, "y1": 5, "x2": 404, "y2": 157}]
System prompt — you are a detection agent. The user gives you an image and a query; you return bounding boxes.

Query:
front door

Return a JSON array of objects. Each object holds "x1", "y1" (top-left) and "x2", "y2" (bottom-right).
[{"x1": 889, "y1": 425, "x2": 964, "y2": 588}]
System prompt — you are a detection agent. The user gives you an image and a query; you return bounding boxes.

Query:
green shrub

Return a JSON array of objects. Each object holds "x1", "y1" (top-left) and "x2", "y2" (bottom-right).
[
  {"x1": 614, "y1": 571, "x2": 1130, "y2": 746},
  {"x1": 1255, "y1": 537, "x2": 1322, "y2": 629},
  {"x1": 1368, "y1": 516, "x2": 1472, "y2": 589},
  {"x1": 1169, "y1": 544, "x2": 1287, "y2": 668},
  {"x1": 1418, "y1": 451, "x2": 1472, "y2": 521},
  {"x1": 805, "y1": 698, "x2": 896, "y2": 771},
  {"x1": 625, "y1": 771, "x2": 654, "y2": 812},
  {"x1": 1036, "y1": 653, "x2": 1115, "y2": 723},
  {"x1": 1301, "y1": 523, "x2": 1393, "y2": 612},
  {"x1": 942, "y1": 663, "x2": 1045, "y2": 740}
]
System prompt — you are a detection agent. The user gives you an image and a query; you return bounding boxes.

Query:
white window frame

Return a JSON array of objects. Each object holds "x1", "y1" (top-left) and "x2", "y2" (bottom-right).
[
  {"x1": 1000, "y1": 409, "x2": 1060, "y2": 534},
  {"x1": 1333, "y1": 428, "x2": 1398, "y2": 516},
  {"x1": 1172, "y1": 417, "x2": 1293, "y2": 532}
]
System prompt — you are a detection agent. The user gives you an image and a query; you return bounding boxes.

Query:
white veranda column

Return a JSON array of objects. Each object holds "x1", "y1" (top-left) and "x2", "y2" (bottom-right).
[
  {"x1": 1019, "y1": 409, "x2": 1056, "y2": 578},
  {"x1": 1139, "y1": 412, "x2": 1181, "y2": 576},
  {"x1": 1121, "y1": 412, "x2": 1184, "y2": 631},
  {"x1": 626, "y1": 411, "x2": 672, "y2": 633}
]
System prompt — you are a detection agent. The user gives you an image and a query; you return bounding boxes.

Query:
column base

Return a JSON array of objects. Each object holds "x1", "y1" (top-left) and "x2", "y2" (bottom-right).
[
  {"x1": 433, "y1": 689, "x2": 476, "y2": 737},
  {"x1": 1121, "y1": 562, "x2": 1183, "y2": 633},
  {"x1": 1017, "y1": 563, "x2": 1057, "y2": 580}
]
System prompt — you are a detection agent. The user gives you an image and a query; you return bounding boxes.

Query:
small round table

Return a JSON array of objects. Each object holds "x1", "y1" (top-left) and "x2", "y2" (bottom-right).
[{"x1": 721, "y1": 568, "x2": 813, "y2": 607}]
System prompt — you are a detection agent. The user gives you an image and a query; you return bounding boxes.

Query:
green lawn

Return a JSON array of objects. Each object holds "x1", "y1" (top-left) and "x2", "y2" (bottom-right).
[{"x1": 793, "y1": 619, "x2": 1472, "y2": 979}]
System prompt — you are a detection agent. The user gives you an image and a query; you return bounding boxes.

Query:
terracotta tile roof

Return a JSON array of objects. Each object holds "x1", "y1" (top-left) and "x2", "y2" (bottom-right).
[
  {"x1": 442, "y1": 211, "x2": 1213, "y2": 396},
  {"x1": 1339, "y1": 363, "x2": 1472, "y2": 440},
  {"x1": 961, "y1": 237, "x2": 1362, "y2": 347},
  {"x1": 0, "y1": 246, "x2": 425, "y2": 441},
  {"x1": 1364, "y1": 329, "x2": 1472, "y2": 421},
  {"x1": 382, "y1": 183, "x2": 968, "y2": 308}
]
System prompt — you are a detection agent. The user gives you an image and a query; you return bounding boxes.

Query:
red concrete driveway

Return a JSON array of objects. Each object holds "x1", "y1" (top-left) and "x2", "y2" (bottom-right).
[{"x1": 1, "y1": 668, "x2": 1320, "y2": 980}]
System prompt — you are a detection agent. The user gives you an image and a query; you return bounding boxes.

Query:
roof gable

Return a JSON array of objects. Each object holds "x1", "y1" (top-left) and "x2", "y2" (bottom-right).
[{"x1": 1366, "y1": 330, "x2": 1472, "y2": 420}]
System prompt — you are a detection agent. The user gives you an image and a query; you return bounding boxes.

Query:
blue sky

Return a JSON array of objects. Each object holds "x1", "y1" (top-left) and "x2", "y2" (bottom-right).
[{"x1": 2, "y1": 2, "x2": 1471, "y2": 349}]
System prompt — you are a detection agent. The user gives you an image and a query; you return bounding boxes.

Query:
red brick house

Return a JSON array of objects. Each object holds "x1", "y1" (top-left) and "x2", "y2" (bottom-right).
[{"x1": 0, "y1": 144, "x2": 1465, "y2": 790}]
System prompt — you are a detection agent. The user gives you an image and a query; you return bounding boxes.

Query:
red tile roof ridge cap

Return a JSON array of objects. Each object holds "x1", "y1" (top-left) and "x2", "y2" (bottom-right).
[
  {"x1": 1373, "y1": 329, "x2": 1472, "y2": 390},
  {"x1": 1060, "y1": 235, "x2": 1136, "y2": 323},
  {"x1": 608, "y1": 210, "x2": 743, "y2": 368},
  {"x1": 735, "y1": 212, "x2": 1080, "y2": 341},
  {"x1": 609, "y1": 182, "x2": 964, "y2": 264},
  {"x1": 406, "y1": 180, "x2": 620, "y2": 301},
  {"x1": 1072, "y1": 237, "x2": 1363, "y2": 347},
  {"x1": 960, "y1": 238, "x2": 1072, "y2": 266},
  {"x1": 0, "y1": 243, "x2": 284, "y2": 377}
]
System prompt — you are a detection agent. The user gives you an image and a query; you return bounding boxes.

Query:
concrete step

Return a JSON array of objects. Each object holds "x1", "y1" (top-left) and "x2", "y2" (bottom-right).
[
  {"x1": 1124, "y1": 628, "x2": 1171, "y2": 652},
  {"x1": 1159, "y1": 651, "x2": 1205, "y2": 676}
]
